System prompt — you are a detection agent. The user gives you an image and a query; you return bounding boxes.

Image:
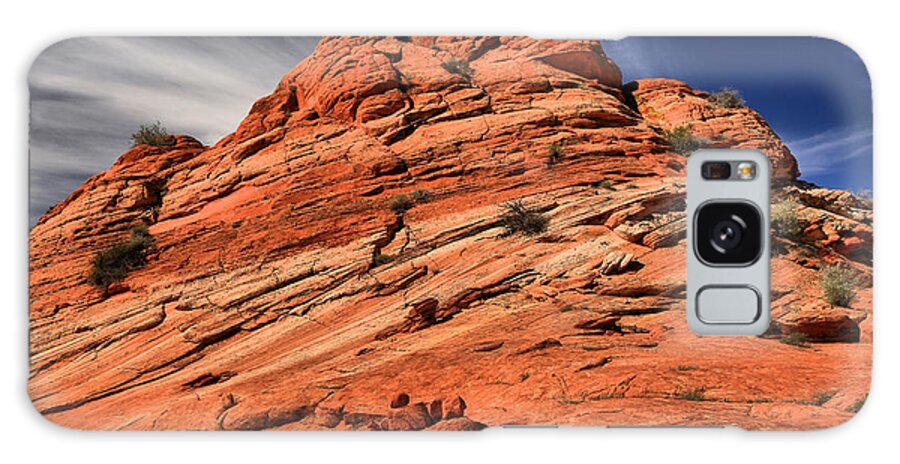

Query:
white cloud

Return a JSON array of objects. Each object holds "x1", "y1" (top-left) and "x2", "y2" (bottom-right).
[
  {"x1": 29, "y1": 37, "x2": 320, "y2": 225},
  {"x1": 784, "y1": 126, "x2": 872, "y2": 177}
]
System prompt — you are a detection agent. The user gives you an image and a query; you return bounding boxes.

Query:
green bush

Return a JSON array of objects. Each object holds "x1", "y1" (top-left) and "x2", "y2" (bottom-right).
[
  {"x1": 662, "y1": 125, "x2": 703, "y2": 156},
  {"x1": 780, "y1": 333, "x2": 810, "y2": 347},
  {"x1": 411, "y1": 189, "x2": 432, "y2": 203},
  {"x1": 819, "y1": 263, "x2": 857, "y2": 307},
  {"x1": 372, "y1": 253, "x2": 393, "y2": 267},
  {"x1": 441, "y1": 57, "x2": 473, "y2": 77},
  {"x1": 708, "y1": 87, "x2": 745, "y2": 109},
  {"x1": 89, "y1": 223, "x2": 155, "y2": 288},
  {"x1": 499, "y1": 200, "x2": 549, "y2": 236},
  {"x1": 595, "y1": 180, "x2": 615, "y2": 191},
  {"x1": 771, "y1": 199, "x2": 803, "y2": 240},
  {"x1": 131, "y1": 121, "x2": 175, "y2": 147},
  {"x1": 389, "y1": 194, "x2": 414, "y2": 214}
]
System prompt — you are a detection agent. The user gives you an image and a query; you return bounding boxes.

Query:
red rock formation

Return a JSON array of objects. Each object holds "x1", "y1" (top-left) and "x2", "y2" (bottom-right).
[
  {"x1": 28, "y1": 37, "x2": 871, "y2": 431},
  {"x1": 628, "y1": 78, "x2": 800, "y2": 180}
]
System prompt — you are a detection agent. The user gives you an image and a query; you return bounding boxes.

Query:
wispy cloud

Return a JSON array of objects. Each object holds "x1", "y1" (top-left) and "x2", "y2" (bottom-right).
[
  {"x1": 784, "y1": 126, "x2": 873, "y2": 178},
  {"x1": 29, "y1": 37, "x2": 320, "y2": 226}
]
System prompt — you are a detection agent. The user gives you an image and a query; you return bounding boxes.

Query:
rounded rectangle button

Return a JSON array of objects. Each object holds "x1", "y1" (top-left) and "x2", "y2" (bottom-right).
[{"x1": 696, "y1": 285, "x2": 761, "y2": 324}]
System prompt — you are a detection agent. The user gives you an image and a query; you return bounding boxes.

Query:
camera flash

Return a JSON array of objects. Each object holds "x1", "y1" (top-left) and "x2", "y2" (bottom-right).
[{"x1": 737, "y1": 162, "x2": 756, "y2": 180}]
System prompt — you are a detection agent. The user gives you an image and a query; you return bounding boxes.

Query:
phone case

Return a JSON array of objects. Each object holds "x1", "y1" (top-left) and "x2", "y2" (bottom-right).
[{"x1": 28, "y1": 36, "x2": 872, "y2": 431}]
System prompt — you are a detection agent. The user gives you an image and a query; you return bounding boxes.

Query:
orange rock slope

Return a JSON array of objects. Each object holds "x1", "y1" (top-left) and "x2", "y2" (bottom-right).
[{"x1": 28, "y1": 36, "x2": 872, "y2": 431}]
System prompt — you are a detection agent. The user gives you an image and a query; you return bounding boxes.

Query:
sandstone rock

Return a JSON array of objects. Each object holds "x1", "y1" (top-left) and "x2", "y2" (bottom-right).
[
  {"x1": 313, "y1": 406, "x2": 344, "y2": 429},
  {"x1": 628, "y1": 78, "x2": 800, "y2": 180},
  {"x1": 104, "y1": 282, "x2": 130, "y2": 296},
  {"x1": 382, "y1": 402, "x2": 434, "y2": 430},
  {"x1": 597, "y1": 251, "x2": 636, "y2": 275},
  {"x1": 796, "y1": 209, "x2": 872, "y2": 264},
  {"x1": 343, "y1": 413, "x2": 386, "y2": 430},
  {"x1": 428, "y1": 417, "x2": 487, "y2": 431},
  {"x1": 471, "y1": 341, "x2": 504, "y2": 352},
  {"x1": 442, "y1": 396, "x2": 467, "y2": 420},
  {"x1": 182, "y1": 371, "x2": 235, "y2": 389},
  {"x1": 575, "y1": 315, "x2": 621, "y2": 332},
  {"x1": 375, "y1": 297, "x2": 440, "y2": 340},
  {"x1": 784, "y1": 184, "x2": 873, "y2": 223},
  {"x1": 769, "y1": 302, "x2": 863, "y2": 343},
  {"x1": 428, "y1": 399, "x2": 444, "y2": 421},
  {"x1": 576, "y1": 357, "x2": 611, "y2": 372},
  {"x1": 516, "y1": 338, "x2": 564, "y2": 355}
]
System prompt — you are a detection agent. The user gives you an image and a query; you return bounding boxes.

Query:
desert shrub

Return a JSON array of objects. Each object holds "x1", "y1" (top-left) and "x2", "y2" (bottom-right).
[
  {"x1": 546, "y1": 143, "x2": 564, "y2": 168},
  {"x1": 771, "y1": 199, "x2": 803, "y2": 240},
  {"x1": 708, "y1": 87, "x2": 745, "y2": 109},
  {"x1": 819, "y1": 263, "x2": 857, "y2": 307},
  {"x1": 780, "y1": 333, "x2": 810, "y2": 347},
  {"x1": 411, "y1": 189, "x2": 432, "y2": 203},
  {"x1": 499, "y1": 200, "x2": 549, "y2": 236},
  {"x1": 675, "y1": 389, "x2": 706, "y2": 401},
  {"x1": 796, "y1": 246, "x2": 817, "y2": 259},
  {"x1": 847, "y1": 396, "x2": 867, "y2": 413},
  {"x1": 594, "y1": 180, "x2": 615, "y2": 191},
  {"x1": 389, "y1": 194, "x2": 414, "y2": 214},
  {"x1": 441, "y1": 57, "x2": 473, "y2": 77},
  {"x1": 131, "y1": 121, "x2": 175, "y2": 147},
  {"x1": 89, "y1": 223, "x2": 155, "y2": 288},
  {"x1": 813, "y1": 391, "x2": 836, "y2": 406},
  {"x1": 372, "y1": 253, "x2": 393, "y2": 267},
  {"x1": 662, "y1": 125, "x2": 703, "y2": 156}
]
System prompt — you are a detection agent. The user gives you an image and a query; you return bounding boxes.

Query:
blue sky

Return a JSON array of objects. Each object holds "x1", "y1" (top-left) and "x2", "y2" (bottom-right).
[{"x1": 603, "y1": 37, "x2": 872, "y2": 193}]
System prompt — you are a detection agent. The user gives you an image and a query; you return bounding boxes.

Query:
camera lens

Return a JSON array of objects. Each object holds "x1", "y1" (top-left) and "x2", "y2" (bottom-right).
[
  {"x1": 701, "y1": 161, "x2": 732, "y2": 180},
  {"x1": 695, "y1": 202, "x2": 762, "y2": 265},
  {"x1": 710, "y1": 218, "x2": 743, "y2": 251}
]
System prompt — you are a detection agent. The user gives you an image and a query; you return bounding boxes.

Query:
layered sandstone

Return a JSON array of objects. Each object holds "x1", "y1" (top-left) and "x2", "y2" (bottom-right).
[
  {"x1": 628, "y1": 78, "x2": 800, "y2": 180},
  {"x1": 28, "y1": 36, "x2": 871, "y2": 431}
]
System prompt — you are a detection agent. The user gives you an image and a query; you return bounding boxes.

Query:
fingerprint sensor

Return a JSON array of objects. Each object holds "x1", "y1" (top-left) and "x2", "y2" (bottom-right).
[{"x1": 696, "y1": 286, "x2": 761, "y2": 324}]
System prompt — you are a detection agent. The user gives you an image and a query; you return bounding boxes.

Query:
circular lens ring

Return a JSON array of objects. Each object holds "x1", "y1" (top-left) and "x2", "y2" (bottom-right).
[
  {"x1": 694, "y1": 201, "x2": 763, "y2": 266},
  {"x1": 709, "y1": 218, "x2": 744, "y2": 253}
]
